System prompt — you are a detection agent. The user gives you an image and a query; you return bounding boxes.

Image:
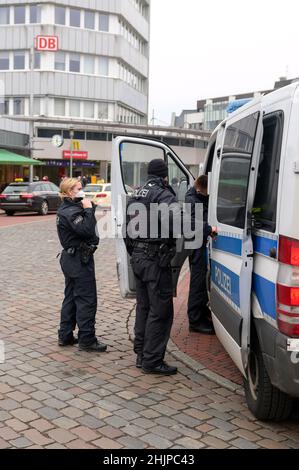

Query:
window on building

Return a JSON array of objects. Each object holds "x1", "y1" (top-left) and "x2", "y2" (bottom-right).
[
  {"x1": 38, "y1": 128, "x2": 62, "y2": 138},
  {"x1": 30, "y1": 5, "x2": 41, "y2": 23},
  {"x1": 99, "y1": 57, "x2": 109, "y2": 76},
  {"x1": 14, "y1": 6, "x2": 25, "y2": 24},
  {"x1": 55, "y1": 52, "x2": 66, "y2": 71},
  {"x1": 98, "y1": 102, "x2": 108, "y2": 119},
  {"x1": 0, "y1": 52, "x2": 9, "y2": 70},
  {"x1": 13, "y1": 98, "x2": 25, "y2": 115},
  {"x1": 54, "y1": 98, "x2": 65, "y2": 116},
  {"x1": 55, "y1": 6, "x2": 66, "y2": 25},
  {"x1": 253, "y1": 112, "x2": 283, "y2": 232},
  {"x1": 69, "y1": 53, "x2": 80, "y2": 73},
  {"x1": 33, "y1": 98, "x2": 41, "y2": 115},
  {"x1": 69, "y1": 100, "x2": 81, "y2": 117},
  {"x1": 83, "y1": 102, "x2": 94, "y2": 119},
  {"x1": 34, "y1": 52, "x2": 41, "y2": 69},
  {"x1": 84, "y1": 56, "x2": 95, "y2": 75},
  {"x1": 85, "y1": 11, "x2": 95, "y2": 29},
  {"x1": 0, "y1": 7, "x2": 10, "y2": 25},
  {"x1": 99, "y1": 13, "x2": 109, "y2": 32},
  {"x1": 14, "y1": 51, "x2": 25, "y2": 70},
  {"x1": 0, "y1": 99, "x2": 9, "y2": 115},
  {"x1": 70, "y1": 8, "x2": 81, "y2": 28},
  {"x1": 217, "y1": 112, "x2": 260, "y2": 229}
]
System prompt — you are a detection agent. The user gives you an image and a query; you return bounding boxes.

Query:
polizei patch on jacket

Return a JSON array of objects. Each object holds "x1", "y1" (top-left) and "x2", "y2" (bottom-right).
[
  {"x1": 136, "y1": 189, "x2": 149, "y2": 198},
  {"x1": 73, "y1": 215, "x2": 84, "y2": 225}
]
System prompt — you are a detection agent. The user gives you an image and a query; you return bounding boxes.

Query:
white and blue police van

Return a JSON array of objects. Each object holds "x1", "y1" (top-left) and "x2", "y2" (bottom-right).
[{"x1": 112, "y1": 82, "x2": 299, "y2": 421}]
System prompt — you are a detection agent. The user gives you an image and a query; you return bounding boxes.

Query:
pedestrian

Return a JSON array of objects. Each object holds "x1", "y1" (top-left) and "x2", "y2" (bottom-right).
[
  {"x1": 185, "y1": 175, "x2": 216, "y2": 334},
  {"x1": 126, "y1": 159, "x2": 181, "y2": 375},
  {"x1": 82, "y1": 175, "x2": 87, "y2": 188},
  {"x1": 56, "y1": 178, "x2": 107, "y2": 352}
]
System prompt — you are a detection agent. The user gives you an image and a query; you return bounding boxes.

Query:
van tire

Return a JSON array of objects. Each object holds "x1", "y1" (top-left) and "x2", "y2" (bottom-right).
[
  {"x1": 244, "y1": 335, "x2": 293, "y2": 421},
  {"x1": 5, "y1": 211, "x2": 15, "y2": 216}
]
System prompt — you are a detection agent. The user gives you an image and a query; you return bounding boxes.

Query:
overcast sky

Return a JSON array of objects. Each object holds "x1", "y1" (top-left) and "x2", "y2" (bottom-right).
[{"x1": 148, "y1": 0, "x2": 299, "y2": 125}]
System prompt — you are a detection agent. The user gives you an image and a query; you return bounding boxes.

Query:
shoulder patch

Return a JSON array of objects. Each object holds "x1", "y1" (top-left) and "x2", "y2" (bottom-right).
[
  {"x1": 136, "y1": 188, "x2": 149, "y2": 198},
  {"x1": 73, "y1": 215, "x2": 84, "y2": 225},
  {"x1": 56, "y1": 215, "x2": 60, "y2": 226}
]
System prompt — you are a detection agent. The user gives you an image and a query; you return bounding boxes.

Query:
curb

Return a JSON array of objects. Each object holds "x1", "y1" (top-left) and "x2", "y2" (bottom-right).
[{"x1": 127, "y1": 304, "x2": 244, "y2": 397}]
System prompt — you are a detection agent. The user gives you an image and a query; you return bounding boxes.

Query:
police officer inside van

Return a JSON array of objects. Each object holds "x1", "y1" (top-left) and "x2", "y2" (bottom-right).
[
  {"x1": 126, "y1": 159, "x2": 181, "y2": 376},
  {"x1": 185, "y1": 175, "x2": 215, "y2": 334},
  {"x1": 56, "y1": 178, "x2": 107, "y2": 353}
]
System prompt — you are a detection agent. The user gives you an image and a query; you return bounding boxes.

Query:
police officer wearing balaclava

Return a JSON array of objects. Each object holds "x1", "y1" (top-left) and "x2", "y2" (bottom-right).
[
  {"x1": 56, "y1": 178, "x2": 107, "y2": 353},
  {"x1": 127, "y1": 159, "x2": 180, "y2": 375}
]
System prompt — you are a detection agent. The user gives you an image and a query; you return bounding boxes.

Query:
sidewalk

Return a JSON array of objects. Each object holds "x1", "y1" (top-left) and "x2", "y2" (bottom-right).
[
  {"x1": 171, "y1": 272, "x2": 243, "y2": 387},
  {"x1": 0, "y1": 218, "x2": 299, "y2": 449}
]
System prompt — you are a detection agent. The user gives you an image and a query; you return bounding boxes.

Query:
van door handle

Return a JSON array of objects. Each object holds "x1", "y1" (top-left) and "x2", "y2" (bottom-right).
[{"x1": 247, "y1": 253, "x2": 254, "y2": 258}]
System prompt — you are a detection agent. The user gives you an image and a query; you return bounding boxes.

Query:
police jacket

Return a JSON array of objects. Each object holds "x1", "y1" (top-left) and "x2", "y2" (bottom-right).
[
  {"x1": 126, "y1": 176, "x2": 182, "y2": 246},
  {"x1": 56, "y1": 198, "x2": 99, "y2": 250},
  {"x1": 185, "y1": 186, "x2": 212, "y2": 242}
]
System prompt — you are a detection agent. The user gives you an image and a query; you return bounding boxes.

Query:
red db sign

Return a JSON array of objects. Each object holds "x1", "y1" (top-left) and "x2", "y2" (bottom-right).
[{"x1": 35, "y1": 36, "x2": 59, "y2": 52}]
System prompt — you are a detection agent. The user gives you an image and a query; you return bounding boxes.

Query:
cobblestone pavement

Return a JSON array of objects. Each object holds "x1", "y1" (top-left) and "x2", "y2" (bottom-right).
[{"x1": 0, "y1": 218, "x2": 299, "y2": 450}]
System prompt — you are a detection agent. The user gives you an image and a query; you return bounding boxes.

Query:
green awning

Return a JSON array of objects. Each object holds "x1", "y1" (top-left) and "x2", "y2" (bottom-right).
[{"x1": 0, "y1": 149, "x2": 44, "y2": 166}]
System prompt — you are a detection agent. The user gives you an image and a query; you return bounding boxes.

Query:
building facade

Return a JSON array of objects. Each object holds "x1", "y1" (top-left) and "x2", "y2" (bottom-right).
[
  {"x1": 173, "y1": 77, "x2": 299, "y2": 132},
  {"x1": 0, "y1": 0, "x2": 150, "y2": 125}
]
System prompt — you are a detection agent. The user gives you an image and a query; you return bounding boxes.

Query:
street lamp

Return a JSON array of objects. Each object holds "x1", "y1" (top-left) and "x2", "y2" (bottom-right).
[{"x1": 69, "y1": 127, "x2": 74, "y2": 178}]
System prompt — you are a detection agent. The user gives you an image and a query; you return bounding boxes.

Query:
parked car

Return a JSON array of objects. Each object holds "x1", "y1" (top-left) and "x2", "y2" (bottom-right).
[
  {"x1": 0, "y1": 181, "x2": 61, "y2": 216},
  {"x1": 83, "y1": 183, "x2": 111, "y2": 208}
]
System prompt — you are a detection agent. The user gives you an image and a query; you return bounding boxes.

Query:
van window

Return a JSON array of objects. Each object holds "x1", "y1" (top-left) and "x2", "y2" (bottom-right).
[
  {"x1": 205, "y1": 139, "x2": 216, "y2": 174},
  {"x1": 253, "y1": 112, "x2": 283, "y2": 233},
  {"x1": 217, "y1": 112, "x2": 259, "y2": 229}
]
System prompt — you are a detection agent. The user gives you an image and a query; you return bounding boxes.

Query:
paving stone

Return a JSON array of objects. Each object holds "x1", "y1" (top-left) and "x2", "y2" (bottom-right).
[
  {"x1": 11, "y1": 409, "x2": 40, "y2": 423},
  {"x1": 92, "y1": 437, "x2": 124, "y2": 449},
  {"x1": 140, "y1": 433, "x2": 173, "y2": 449},
  {"x1": 10, "y1": 437, "x2": 33, "y2": 448},
  {"x1": 118, "y1": 436, "x2": 147, "y2": 449},
  {"x1": 175, "y1": 437, "x2": 205, "y2": 449},
  {"x1": 47, "y1": 429, "x2": 77, "y2": 444},
  {"x1": 230, "y1": 438, "x2": 260, "y2": 449}
]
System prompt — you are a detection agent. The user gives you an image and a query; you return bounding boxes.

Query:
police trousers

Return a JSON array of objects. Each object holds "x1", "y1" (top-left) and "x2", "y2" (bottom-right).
[
  {"x1": 187, "y1": 246, "x2": 209, "y2": 327},
  {"x1": 131, "y1": 250, "x2": 174, "y2": 369},
  {"x1": 59, "y1": 250, "x2": 97, "y2": 346}
]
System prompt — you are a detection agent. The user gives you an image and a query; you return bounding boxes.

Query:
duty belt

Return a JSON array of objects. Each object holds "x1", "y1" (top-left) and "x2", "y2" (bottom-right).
[{"x1": 133, "y1": 241, "x2": 161, "y2": 254}]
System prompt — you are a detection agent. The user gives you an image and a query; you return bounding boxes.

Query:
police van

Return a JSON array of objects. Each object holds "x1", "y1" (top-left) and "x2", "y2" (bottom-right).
[{"x1": 112, "y1": 82, "x2": 299, "y2": 421}]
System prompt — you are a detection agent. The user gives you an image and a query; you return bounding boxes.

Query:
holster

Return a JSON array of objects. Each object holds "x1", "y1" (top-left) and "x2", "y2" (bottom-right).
[
  {"x1": 79, "y1": 242, "x2": 97, "y2": 265},
  {"x1": 158, "y1": 243, "x2": 176, "y2": 268}
]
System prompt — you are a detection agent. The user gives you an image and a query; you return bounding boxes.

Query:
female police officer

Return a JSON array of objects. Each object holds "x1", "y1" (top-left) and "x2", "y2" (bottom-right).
[{"x1": 57, "y1": 178, "x2": 107, "y2": 353}]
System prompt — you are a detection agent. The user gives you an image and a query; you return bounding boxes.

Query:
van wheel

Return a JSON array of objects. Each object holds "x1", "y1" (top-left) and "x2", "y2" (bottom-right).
[
  {"x1": 244, "y1": 336, "x2": 293, "y2": 421},
  {"x1": 5, "y1": 211, "x2": 15, "y2": 216},
  {"x1": 38, "y1": 201, "x2": 48, "y2": 216}
]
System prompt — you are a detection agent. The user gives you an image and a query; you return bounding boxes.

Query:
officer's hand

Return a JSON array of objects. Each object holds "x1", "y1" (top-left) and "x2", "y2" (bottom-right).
[
  {"x1": 211, "y1": 226, "x2": 218, "y2": 239},
  {"x1": 82, "y1": 198, "x2": 92, "y2": 209}
]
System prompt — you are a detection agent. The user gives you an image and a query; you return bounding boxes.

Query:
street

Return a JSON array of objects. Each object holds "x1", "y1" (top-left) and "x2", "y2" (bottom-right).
[{"x1": 0, "y1": 214, "x2": 299, "y2": 449}]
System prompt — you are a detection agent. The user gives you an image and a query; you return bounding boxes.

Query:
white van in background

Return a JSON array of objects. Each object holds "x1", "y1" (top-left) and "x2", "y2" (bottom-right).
[{"x1": 112, "y1": 82, "x2": 299, "y2": 421}]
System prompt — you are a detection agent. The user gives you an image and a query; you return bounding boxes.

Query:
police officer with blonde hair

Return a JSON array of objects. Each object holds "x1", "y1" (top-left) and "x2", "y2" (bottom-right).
[{"x1": 56, "y1": 178, "x2": 107, "y2": 352}]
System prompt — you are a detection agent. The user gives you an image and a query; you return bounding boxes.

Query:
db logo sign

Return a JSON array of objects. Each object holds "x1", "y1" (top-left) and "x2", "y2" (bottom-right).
[{"x1": 35, "y1": 36, "x2": 59, "y2": 52}]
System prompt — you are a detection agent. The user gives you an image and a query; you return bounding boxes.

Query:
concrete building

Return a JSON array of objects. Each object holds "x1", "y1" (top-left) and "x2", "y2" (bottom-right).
[
  {"x1": 0, "y1": 0, "x2": 151, "y2": 183},
  {"x1": 173, "y1": 77, "x2": 299, "y2": 132}
]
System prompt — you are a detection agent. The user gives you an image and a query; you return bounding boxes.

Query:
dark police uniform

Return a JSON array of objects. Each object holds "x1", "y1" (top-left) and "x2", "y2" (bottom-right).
[
  {"x1": 57, "y1": 198, "x2": 100, "y2": 347},
  {"x1": 185, "y1": 186, "x2": 213, "y2": 333},
  {"x1": 127, "y1": 164, "x2": 180, "y2": 375}
]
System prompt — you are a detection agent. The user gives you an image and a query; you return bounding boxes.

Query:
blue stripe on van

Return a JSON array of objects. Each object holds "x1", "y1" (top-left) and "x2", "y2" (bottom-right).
[
  {"x1": 211, "y1": 260, "x2": 240, "y2": 307},
  {"x1": 253, "y1": 235, "x2": 278, "y2": 259},
  {"x1": 212, "y1": 235, "x2": 242, "y2": 256},
  {"x1": 252, "y1": 273, "x2": 276, "y2": 320}
]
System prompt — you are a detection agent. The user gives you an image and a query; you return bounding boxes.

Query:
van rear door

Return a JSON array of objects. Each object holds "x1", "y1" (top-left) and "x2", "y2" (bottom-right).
[
  {"x1": 208, "y1": 99, "x2": 263, "y2": 376},
  {"x1": 111, "y1": 136, "x2": 194, "y2": 298}
]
